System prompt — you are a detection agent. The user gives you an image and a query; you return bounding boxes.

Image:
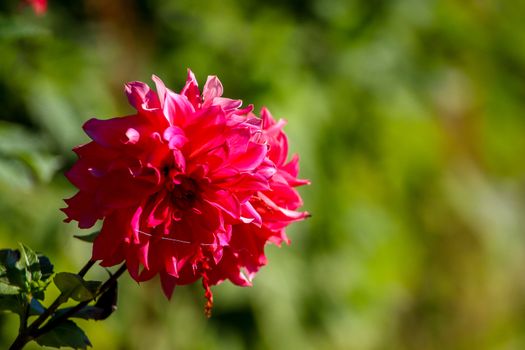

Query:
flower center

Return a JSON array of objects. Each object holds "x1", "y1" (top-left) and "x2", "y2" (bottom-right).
[{"x1": 168, "y1": 175, "x2": 199, "y2": 210}]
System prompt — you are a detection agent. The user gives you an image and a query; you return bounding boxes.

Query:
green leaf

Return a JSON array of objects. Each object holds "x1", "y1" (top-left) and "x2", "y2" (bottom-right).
[
  {"x1": 73, "y1": 231, "x2": 100, "y2": 243},
  {"x1": 0, "y1": 295, "x2": 23, "y2": 314},
  {"x1": 18, "y1": 243, "x2": 41, "y2": 285},
  {"x1": 35, "y1": 320, "x2": 92, "y2": 349},
  {"x1": 0, "y1": 280, "x2": 20, "y2": 295},
  {"x1": 54, "y1": 280, "x2": 119, "y2": 321},
  {"x1": 54, "y1": 272, "x2": 100, "y2": 302},
  {"x1": 18, "y1": 243, "x2": 39, "y2": 270}
]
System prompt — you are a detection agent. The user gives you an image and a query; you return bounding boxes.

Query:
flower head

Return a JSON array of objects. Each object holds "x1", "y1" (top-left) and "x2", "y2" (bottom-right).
[
  {"x1": 63, "y1": 70, "x2": 309, "y2": 314},
  {"x1": 24, "y1": 0, "x2": 47, "y2": 15}
]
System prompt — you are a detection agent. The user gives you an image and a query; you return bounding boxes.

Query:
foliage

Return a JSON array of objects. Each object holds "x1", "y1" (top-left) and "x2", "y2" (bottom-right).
[
  {"x1": 35, "y1": 320, "x2": 91, "y2": 350},
  {"x1": 0, "y1": 244, "x2": 118, "y2": 349},
  {"x1": 0, "y1": 244, "x2": 53, "y2": 313}
]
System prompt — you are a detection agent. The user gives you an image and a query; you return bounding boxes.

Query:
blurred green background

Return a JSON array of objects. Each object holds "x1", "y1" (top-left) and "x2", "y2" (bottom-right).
[{"x1": 1, "y1": 0, "x2": 525, "y2": 349}]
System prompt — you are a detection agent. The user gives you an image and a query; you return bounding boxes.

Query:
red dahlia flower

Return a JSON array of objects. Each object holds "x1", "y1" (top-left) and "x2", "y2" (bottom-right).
[
  {"x1": 25, "y1": 0, "x2": 47, "y2": 15},
  {"x1": 63, "y1": 70, "x2": 309, "y2": 314}
]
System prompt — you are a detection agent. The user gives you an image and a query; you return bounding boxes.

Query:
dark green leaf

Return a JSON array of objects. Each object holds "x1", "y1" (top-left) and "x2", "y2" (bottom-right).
[
  {"x1": 52, "y1": 281, "x2": 117, "y2": 321},
  {"x1": 0, "y1": 248, "x2": 27, "y2": 291},
  {"x1": 93, "y1": 280, "x2": 118, "y2": 320},
  {"x1": 0, "y1": 249, "x2": 20, "y2": 268},
  {"x1": 32, "y1": 289, "x2": 46, "y2": 301},
  {"x1": 85, "y1": 281, "x2": 102, "y2": 294},
  {"x1": 38, "y1": 255, "x2": 54, "y2": 282},
  {"x1": 35, "y1": 320, "x2": 92, "y2": 349},
  {"x1": 73, "y1": 231, "x2": 100, "y2": 243},
  {"x1": 0, "y1": 295, "x2": 23, "y2": 314},
  {"x1": 5, "y1": 266, "x2": 26, "y2": 289},
  {"x1": 54, "y1": 272, "x2": 98, "y2": 302}
]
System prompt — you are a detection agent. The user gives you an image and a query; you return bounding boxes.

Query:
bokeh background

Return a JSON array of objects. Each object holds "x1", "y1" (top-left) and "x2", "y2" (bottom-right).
[{"x1": 1, "y1": 0, "x2": 525, "y2": 349}]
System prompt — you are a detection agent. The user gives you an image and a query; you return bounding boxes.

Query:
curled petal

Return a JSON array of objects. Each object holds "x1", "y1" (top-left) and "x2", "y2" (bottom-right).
[
  {"x1": 163, "y1": 126, "x2": 188, "y2": 149},
  {"x1": 202, "y1": 76, "x2": 224, "y2": 103},
  {"x1": 125, "y1": 81, "x2": 161, "y2": 112}
]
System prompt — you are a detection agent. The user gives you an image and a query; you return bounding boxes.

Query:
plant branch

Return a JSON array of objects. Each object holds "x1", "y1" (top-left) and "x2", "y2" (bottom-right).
[
  {"x1": 35, "y1": 264, "x2": 127, "y2": 338},
  {"x1": 8, "y1": 259, "x2": 97, "y2": 350},
  {"x1": 77, "y1": 259, "x2": 96, "y2": 277},
  {"x1": 18, "y1": 301, "x2": 29, "y2": 334}
]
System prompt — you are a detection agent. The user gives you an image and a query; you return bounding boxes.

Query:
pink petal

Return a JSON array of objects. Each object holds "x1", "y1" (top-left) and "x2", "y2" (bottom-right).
[
  {"x1": 163, "y1": 126, "x2": 188, "y2": 149},
  {"x1": 164, "y1": 90, "x2": 195, "y2": 125},
  {"x1": 202, "y1": 76, "x2": 224, "y2": 103},
  {"x1": 203, "y1": 189, "x2": 241, "y2": 219},
  {"x1": 125, "y1": 81, "x2": 160, "y2": 111},
  {"x1": 180, "y1": 69, "x2": 201, "y2": 108},
  {"x1": 152, "y1": 75, "x2": 167, "y2": 108}
]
